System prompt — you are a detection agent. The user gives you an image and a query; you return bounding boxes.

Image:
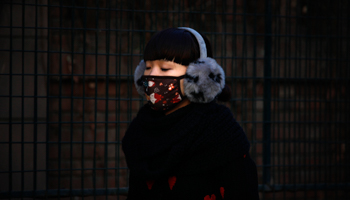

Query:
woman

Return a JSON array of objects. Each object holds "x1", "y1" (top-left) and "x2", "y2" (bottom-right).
[{"x1": 122, "y1": 27, "x2": 259, "y2": 200}]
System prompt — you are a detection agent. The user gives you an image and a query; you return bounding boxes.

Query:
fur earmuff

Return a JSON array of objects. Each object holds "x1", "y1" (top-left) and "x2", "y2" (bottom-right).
[
  {"x1": 134, "y1": 60, "x2": 147, "y2": 96},
  {"x1": 184, "y1": 57, "x2": 225, "y2": 103}
]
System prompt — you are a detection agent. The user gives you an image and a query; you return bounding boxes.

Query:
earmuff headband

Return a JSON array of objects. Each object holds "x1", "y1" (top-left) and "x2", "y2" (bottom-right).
[{"x1": 178, "y1": 27, "x2": 207, "y2": 59}]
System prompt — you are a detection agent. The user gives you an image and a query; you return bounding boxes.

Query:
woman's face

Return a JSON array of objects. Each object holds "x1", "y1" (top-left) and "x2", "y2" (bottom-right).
[{"x1": 144, "y1": 60, "x2": 187, "y2": 96}]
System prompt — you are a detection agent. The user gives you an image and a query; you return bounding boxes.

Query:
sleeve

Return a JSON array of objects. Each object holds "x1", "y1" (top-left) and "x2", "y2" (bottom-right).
[{"x1": 214, "y1": 153, "x2": 260, "y2": 200}]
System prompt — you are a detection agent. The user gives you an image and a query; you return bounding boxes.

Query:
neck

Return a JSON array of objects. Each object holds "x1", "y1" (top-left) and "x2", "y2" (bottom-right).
[{"x1": 165, "y1": 98, "x2": 191, "y2": 115}]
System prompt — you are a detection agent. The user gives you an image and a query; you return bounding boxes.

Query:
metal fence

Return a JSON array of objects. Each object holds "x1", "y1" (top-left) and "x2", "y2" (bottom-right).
[{"x1": 0, "y1": 0, "x2": 349, "y2": 199}]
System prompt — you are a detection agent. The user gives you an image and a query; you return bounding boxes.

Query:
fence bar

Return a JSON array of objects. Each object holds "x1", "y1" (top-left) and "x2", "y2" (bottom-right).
[
  {"x1": 8, "y1": 1, "x2": 13, "y2": 199},
  {"x1": 0, "y1": 188, "x2": 129, "y2": 199},
  {"x1": 69, "y1": 1, "x2": 76, "y2": 200},
  {"x1": 262, "y1": 0, "x2": 272, "y2": 185},
  {"x1": 33, "y1": 0, "x2": 39, "y2": 196},
  {"x1": 81, "y1": 1, "x2": 87, "y2": 199},
  {"x1": 93, "y1": 1, "x2": 99, "y2": 199},
  {"x1": 45, "y1": 0, "x2": 51, "y2": 198},
  {"x1": 21, "y1": 1, "x2": 26, "y2": 199},
  {"x1": 2, "y1": 183, "x2": 350, "y2": 199}
]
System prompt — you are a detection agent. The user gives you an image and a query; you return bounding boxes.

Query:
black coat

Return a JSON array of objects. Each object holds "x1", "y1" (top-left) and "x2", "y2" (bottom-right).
[{"x1": 122, "y1": 102, "x2": 259, "y2": 200}]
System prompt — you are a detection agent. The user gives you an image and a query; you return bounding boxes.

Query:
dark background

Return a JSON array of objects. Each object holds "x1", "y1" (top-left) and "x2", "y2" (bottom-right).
[{"x1": 0, "y1": 0, "x2": 349, "y2": 199}]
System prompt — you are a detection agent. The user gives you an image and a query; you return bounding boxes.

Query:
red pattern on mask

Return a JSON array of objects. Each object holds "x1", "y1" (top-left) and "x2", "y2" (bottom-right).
[
  {"x1": 220, "y1": 187, "x2": 224, "y2": 199},
  {"x1": 152, "y1": 93, "x2": 164, "y2": 104},
  {"x1": 171, "y1": 94, "x2": 182, "y2": 103},
  {"x1": 146, "y1": 180, "x2": 155, "y2": 190},
  {"x1": 168, "y1": 83, "x2": 175, "y2": 91},
  {"x1": 204, "y1": 194, "x2": 216, "y2": 200},
  {"x1": 148, "y1": 81, "x2": 155, "y2": 87},
  {"x1": 168, "y1": 176, "x2": 177, "y2": 190}
]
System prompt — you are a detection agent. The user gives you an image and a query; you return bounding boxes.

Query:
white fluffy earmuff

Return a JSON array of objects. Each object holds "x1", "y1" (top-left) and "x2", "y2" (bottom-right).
[
  {"x1": 134, "y1": 27, "x2": 225, "y2": 103},
  {"x1": 183, "y1": 57, "x2": 225, "y2": 103},
  {"x1": 134, "y1": 59, "x2": 147, "y2": 96}
]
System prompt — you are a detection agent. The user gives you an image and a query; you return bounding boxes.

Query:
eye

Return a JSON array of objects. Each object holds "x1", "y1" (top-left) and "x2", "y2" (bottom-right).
[
  {"x1": 161, "y1": 68, "x2": 170, "y2": 72},
  {"x1": 145, "y1": 67, "x2": 151, "y2": 70}
]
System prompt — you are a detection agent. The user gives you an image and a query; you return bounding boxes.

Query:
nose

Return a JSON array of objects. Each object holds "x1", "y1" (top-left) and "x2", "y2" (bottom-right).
[{"x1": 148, "y1": 67, "x2": 160, "y2": 76}]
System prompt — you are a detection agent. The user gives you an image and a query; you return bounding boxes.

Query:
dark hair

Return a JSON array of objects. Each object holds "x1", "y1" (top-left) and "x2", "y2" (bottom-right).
[
  {"x1": 144, "y1": 28, "x2": 213, "y2": 65},
  {"x1": 143, "y1": 28, "x2": 231, "y2": 102}
]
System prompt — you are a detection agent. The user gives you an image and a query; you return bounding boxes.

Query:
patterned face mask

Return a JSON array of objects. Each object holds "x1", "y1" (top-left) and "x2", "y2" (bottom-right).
[{"x1": 142, "y1": 75, "x2": 185, "y2": 111}]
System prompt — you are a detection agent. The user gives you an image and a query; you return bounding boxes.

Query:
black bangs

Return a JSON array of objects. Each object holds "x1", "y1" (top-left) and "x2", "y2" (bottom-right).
[{"x1": 143, "y1": 28, "x2": 200, "y2": 66}]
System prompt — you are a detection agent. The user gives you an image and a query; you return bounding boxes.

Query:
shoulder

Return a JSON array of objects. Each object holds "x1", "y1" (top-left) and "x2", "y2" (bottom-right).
[
  {"x1": 196, "y1": 102, "x2": 233, "y2": 117},
  {"x1": 191, "y1": 102, "x2": 246, "y2": 145},
  {"x1": 196, "y1": 102, "x2": 237, "y2": 125}
]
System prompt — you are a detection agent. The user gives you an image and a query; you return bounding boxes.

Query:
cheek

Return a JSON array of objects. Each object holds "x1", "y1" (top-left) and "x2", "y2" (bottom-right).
[
  {"x1": 180, "y1": 79, "x2": 185, "y2": 96},
  {"x1": 143, "y1": 68, "x2": 152, "y2": 75}
]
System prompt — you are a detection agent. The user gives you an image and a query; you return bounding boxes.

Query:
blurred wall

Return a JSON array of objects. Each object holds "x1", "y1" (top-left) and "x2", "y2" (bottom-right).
[{"x1": 0, "y1": 0, "x2": 47, "y2": 192}]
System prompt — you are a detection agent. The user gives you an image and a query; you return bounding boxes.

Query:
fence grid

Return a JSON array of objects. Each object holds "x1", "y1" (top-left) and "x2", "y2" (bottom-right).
[{"x1": 0, "y1": 0, "x2": 349, "y2": 199}]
